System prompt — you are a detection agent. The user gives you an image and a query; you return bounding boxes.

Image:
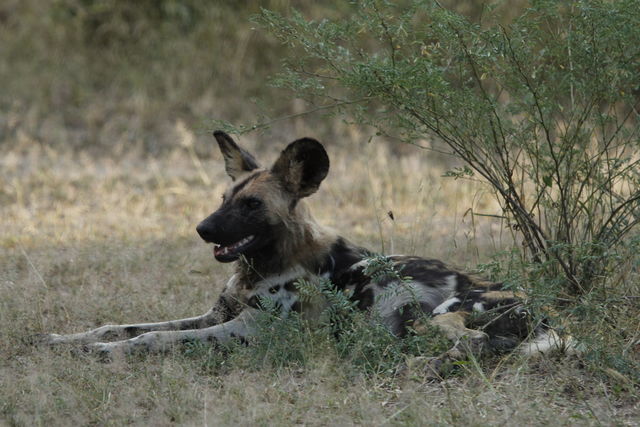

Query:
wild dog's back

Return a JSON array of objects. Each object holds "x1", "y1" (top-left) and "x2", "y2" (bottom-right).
[{"x1": 315, "y1": 240, "x2": 533, "y2": 350}]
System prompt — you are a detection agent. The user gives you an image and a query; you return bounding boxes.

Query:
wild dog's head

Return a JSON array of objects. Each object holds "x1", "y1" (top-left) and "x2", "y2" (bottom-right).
[{"x1": 196, "y1": 131, "x2": 329, "y2": 263}]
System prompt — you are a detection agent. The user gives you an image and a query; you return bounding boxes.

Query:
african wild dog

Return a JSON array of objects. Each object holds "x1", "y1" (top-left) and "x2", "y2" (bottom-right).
[{"x1": 41, "y1": 131, "x2": 571, "y2": 362}]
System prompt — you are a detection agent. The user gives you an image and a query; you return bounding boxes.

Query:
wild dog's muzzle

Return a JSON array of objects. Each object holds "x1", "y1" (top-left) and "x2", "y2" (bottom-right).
[
  {"x1": 196, "y1": 213, "x2": 265, "y2": 263},
  {"x1": 195, "y1": 221, "x2": 217, "y2": 243}
]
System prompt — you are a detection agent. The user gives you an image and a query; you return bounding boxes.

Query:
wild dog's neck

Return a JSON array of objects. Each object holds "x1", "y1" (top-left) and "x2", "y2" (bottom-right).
[{"x1": 236, "y1": 200, "x2": 335, "y2": 281}]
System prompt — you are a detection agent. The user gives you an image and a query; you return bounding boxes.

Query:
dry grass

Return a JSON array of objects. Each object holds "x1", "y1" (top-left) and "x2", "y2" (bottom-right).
[
  {"x1": 1, "y1": 2, "x2": 638, "y2": 424},
  {"x1": 1, "y1": 128, "x2": 638, "y2": 426}
]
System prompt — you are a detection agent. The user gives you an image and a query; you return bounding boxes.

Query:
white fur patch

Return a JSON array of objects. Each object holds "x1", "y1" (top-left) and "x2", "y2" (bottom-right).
[
  {"x1": 472, "y1": 302, "x2": 485, "y2": 312},
  {"x1": 445, "y1": 274, "x2": 458, "y2": 290},
  {"x1": 349, "y1": 258, "x2": 370, "y2": 271},
  {"x1": 253, "y1": 266, "x2": 307, "y2": 289},
  {"x1": 519, "y1": 329, "x2": 579, "y2": 357},
  {"x1": 432, "y1": 297, "x2": 461, "y2": 315},
  {"x1": 248, "y1": 266, "x2": 309, "y2": 314},
  {"x1": 222, "y1": 274, "x2": 241, "y2": 293}
]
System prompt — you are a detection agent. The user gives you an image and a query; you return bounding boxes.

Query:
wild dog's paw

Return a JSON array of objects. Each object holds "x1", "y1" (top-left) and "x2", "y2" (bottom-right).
[
  {"x1": 79, "y1": 342, "x2": 118, "y2": 362},
  {"x1": 25, "y1": 333, "x2": 63, "y2": 346},
  {"x1": 457, "y1": 330, "x2": 489, "y2": 354},
  {"x1": 439, "y1": 330, "x2": 488, "y2": 362}
]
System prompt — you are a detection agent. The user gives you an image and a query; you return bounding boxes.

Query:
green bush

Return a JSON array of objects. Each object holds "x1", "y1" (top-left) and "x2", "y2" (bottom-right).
[
  {"x1": 255, "y1": 0, "x2": 640, "y2": 378},
  {"x1": 183, "y1": 274, "x2": 451, "y2": 379},
  {"x1": 258, "y1": 0, "x2": 640, "y2": 293}
]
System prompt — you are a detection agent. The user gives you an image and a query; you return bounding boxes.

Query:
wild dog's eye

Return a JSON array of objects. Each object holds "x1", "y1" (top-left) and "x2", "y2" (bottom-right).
[{"x1": 245, "y1": 197, "x2": 263, "y2": 209}]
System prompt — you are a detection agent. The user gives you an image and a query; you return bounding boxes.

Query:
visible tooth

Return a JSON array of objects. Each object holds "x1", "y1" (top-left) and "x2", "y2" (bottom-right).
[{"x1": 223, "y1": 235, "x2": 254, "y2": 254}]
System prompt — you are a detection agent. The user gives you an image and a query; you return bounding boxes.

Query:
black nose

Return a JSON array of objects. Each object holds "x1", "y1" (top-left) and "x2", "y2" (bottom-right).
[{"x1": 196, "y1": 222, "x2": 215, "y2": 242}]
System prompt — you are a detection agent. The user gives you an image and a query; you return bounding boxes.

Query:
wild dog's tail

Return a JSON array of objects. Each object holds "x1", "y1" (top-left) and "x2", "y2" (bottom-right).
[{"x1": 518, "y1": 326, "x2": 580, "y2": 357}]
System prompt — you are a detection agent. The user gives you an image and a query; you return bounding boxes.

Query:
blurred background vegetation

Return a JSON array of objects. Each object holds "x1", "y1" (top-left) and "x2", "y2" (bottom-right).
[
  {"x1": 1, "y1": 3, "x2": 638, "y2": 424},
  {"x1": 0, "y1": 0, "x2": 526, "y2": 155}
]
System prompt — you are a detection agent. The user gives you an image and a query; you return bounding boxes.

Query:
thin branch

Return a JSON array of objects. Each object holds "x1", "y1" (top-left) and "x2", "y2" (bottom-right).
[
  {"x1": 236, "y1": 98, "x2": 372, "y2": 133},
  {"x1": 372, "y1": 1, "x2": 396, "y2": 69}
]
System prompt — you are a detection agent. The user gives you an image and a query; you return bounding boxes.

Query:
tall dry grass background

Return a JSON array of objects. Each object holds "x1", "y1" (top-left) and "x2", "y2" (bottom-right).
[{"x1": 1, "y1": 1, "x2": 638, "y2": 425}]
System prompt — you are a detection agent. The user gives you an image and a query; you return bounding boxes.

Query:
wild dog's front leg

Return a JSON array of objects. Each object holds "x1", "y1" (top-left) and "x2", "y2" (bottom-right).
[
  {"x1": 85, "y1": 308, "x2": 257, "y2": 358},
  {"x1": 40, "y1": 275, "x2": 246, "y2": 346},
  {"x1": 42, "y1": 307, "x2": 222, "y2": 345}
]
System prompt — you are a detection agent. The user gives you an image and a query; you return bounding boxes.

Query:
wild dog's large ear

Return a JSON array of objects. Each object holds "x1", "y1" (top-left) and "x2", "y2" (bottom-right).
[
  {"x1": 213, "y1": 131, "x2": 260, "y2": 181},
  {"x1": 271, "y1": 138, "x2": 329, "y2": 198}
]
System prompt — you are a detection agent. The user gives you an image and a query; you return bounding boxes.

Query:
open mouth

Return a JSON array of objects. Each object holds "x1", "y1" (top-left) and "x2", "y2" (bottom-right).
[{"x1": 213, "y1": 235, "x2": 256, "y2": 261}]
